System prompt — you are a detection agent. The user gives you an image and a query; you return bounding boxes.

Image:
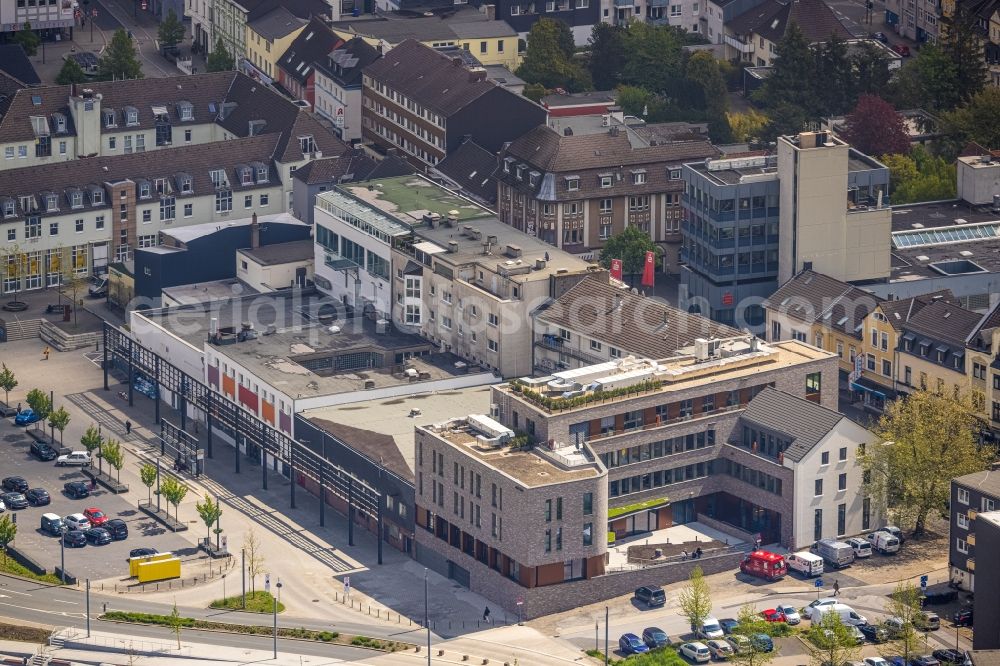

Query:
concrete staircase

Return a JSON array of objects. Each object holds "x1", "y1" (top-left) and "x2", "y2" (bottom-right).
[{"x1": 4, "y1": 317, "x2": 42, "y2": 341}]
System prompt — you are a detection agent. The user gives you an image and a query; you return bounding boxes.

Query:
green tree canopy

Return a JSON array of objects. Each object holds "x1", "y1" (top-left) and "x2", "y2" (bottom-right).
[
  {"x1": 940, "y1": 5, "x2": 987, "y2": 106},
  {"x1": 196, "y1": 494, "x2": 223, "y2": 546},
  {"x1": 729, "y1": 605, "x2": 779, "y2": 666},
  {"x1": 0, "y1": 364, "x2": 17, "y2": 407},
  {"x1": 158, "y1": 9, "x2": 185, "y2": 48},
  {"x1": 755, "y1": 23, "x2": 816, "y2": 115},
  {"x1": 813, "y1": 35, "x2": 854, "y2": 116},
  {"x1": 140, "y1": 462, "x2": 157, "y2": 505},
  {"x1": 889, "y1": 44, "x2": 959, "y2": 112},
  {"x1": 0, "y1": 515, "x2": 16, "y2": 563},
  {"x1": 99, "y1": 29, "x2": 143, "y2": 80},
  {"x1": 685, "y1": 51, "x2": 731, "y2": 142},
  {"x1": 101, "y1": 438, "x2": 125, "y2": 483},
  {"x1": 860, "y1": 389, "x2": 993, "y2": 535},
  {"x1": 619, "y1": 22, "x2": 684, "y2": 93},
  {"x1": 12, "y1": 23, "x2": 40, "y2": 57},
  {"x1": 881, "y1": 146, "x2": 956, "y2": 204},
  {"x1": 587, "y1": 23, "x2": 626, "y2": 90},
  {"x1": 599, "y1": 225, "x2": 661, "y2": 286},
  {"x1": 937, "y1": 86, "x2": 1000, "y2": 159},
  {"x1": 47, "y1": 406, "x2": 70, "y2": 445},
  {"x1": 56, "y1": 58, "x2": 88, "y2": 85},
  {"x1": 516, "y1": 19, "x2": 591, "y2": 91},
  {"x1": 206, "y1": 36, "x2": 235, "y2": 72},
  {"x1": 883, "y1": 582, "x2": 924, "y2": 662},
  {"x1": 25, "y1": 389, "x2": 51, "y2": 424},
  {"x1": 677, "y1": 565, "x2": 713, "y2": 633},
  {"x1": 522, "y1": 82, "x2": 546, "y2": 102},
  {"x1": 806, "y1": 612, "x2": 861, "y2": 666}
]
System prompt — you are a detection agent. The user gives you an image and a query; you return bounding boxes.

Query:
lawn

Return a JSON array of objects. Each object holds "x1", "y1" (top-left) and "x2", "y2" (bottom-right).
[
  {"x1": 585, "y1": 647, "x2": 690, "y2": 665},
  {"x1": 209, "y1": 591, "x2": 285, "y2": 614},
  {"x1": 608, "y1": 497, "x2": 670, "y2": 520},
  {"x1": 0, "y1": 557, "x2": 65, "y2": 585}
]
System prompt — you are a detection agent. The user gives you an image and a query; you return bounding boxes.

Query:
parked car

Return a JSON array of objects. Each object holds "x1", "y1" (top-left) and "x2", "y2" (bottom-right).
[
  {"x1": 40, "y1": 513, "x2": 63, "y2": 535},
  {"x1": 932, "y1": 650, "x2": 971, "y2": 666},
  {"x1": 56, "y1": 451, "x2": 92, "y2": 467},
  {"x1": 707, "y1": 640, "x2": 733, "y2": 660},
  {"x1": 719, "y1": 618, "x2": 740, "y2": 635},
  {"x1": 859, "y1": 623, "x2": 889, "y2": 643},
  {"x1": 813, "y1": 603, "x2": 868, "y2": 626},
  {"x1": 786, "y1": 551, "x2": 824, "y2": 577},
  {"x1": 893, "y1": 43, "x2": 911, "y2": 56},
  {"x1": 922, "y1": 588, "x2": 957, "y2": 605},
  {"x1": 910, "y1": 656, "x2": 940, "y2": 666},
  {"x1": 30, "y1": 441, "x2": 58, "y2": 461},
  {"x1": 697, "y1": 618, "x2": 725, "y2": 640},
  {"x1": 953, "y1": 606, "x2": 973, "y2": 626},
  {"x1": 872, "y1": 31, "x2": 889, "y2": 41},
  {"x1": 749, "y1": 634, "x2": 773, "y2": 652},
  {"x1": 128, "y1": 547, "x2": 158, "y2": 560},
  {"x1": 83, "y1": 507, "x2": 108, "y2": 526},
  {"x1": 63, "y1": 529, "x2": 87, "y2": 547},
  {"x1": 778, "y1": 605, "x2": 801, "y2": 625},
  {"x1": 806, "y1": 598, "x2": 841, "y2": 620},
  {"x1": 63, "y1": 481, "x2": 91, "y2": 499},
  {"x1": 846, "y1": 537, "x2": 873, "y2": 558},
  {"x1": 84, "y1": 527, "x2": 111, "y2": 545},
  {"x1": 761, "y1": 609, "x2": 786, "y2": 623},
  {"x1": 64, "y1": 513, "x2": 90, "y2": 530},
  {"x1": 726, "y1": 635, "x2": 751, "y2": 654},
  {"x1": 88, "y1": 275, "x2": 108, "y2": 297},
  {"x1": 866, "y1": 657, "x2": 891, "y2": 666},
  {"x1": 635, "y1": 585, "x2": 666, "y2": 607},
  {"x1": 915, "y1": 612, "x2": 940, "y2": 631},
  {"x1": 14, "y1": 409, "x2": 41, "y2": 426},
  {"x1": 642, "y1": 627, "x2": 670, "y2": 649},
  {"x1": 849, "y1": 626, "x2": 866, "y2": 644},
  {"x1": 25, "y1": 488, "x2": 50, "y2": 506},
  {"x1": 104, "y1": 518, "x2": 128, "y2": 540},
  {"x1": 2, "y1": 477, "x2": 29, "y2": 493},
  {"x1": 680, "y1": 642, "x2": 711, "y2": 663},
  {"x1": 619, "y1": 633, "x2": 649, "y2": 655},
  {"x1": 868, "y1": 530, "x2": 901, "y2": 554},
  {"x1": 0, "y1": 499, "x2": 5, "y2": 512},
  {"x1": 0, "y1": 492, "x2": 28, "y2": 509}
]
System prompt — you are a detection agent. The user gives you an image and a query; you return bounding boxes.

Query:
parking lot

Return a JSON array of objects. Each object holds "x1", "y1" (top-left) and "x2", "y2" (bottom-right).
[{"x1": 2, "y1": 421, "x2": 192, "y2": 583}]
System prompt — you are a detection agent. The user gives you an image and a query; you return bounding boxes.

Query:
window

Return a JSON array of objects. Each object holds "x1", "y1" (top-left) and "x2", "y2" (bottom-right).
[
  {"x1": 185, "y1": 129, "x2": 192, "y2": 142},
  {"x1": 95, "y1": 216, "x2": 105, "y2": 230},
  {"x1": 583, "y1": 492, "x2": 593, "y2": 515},
  {"x1": 957, "y1": 538, "x2": 968, "y2": 554},
  {"x1": 838, "y1": 473, "x2": 847, "y2": 491},
  {"x1": 215, "y1": 190, "x2": 232, "y2": 213},
  {"x1": 4, "y1": 147, "x2": 12, "y2": 159},
  {"x1": 882, "y1": 359, "x2": 892, "y2": 377},
  {"x1": 600, "y1": 175, "x2": 612, "y2": 188},
  {"x1": 957, "y1": 512, "x2": 969, "y2": 529},
  {"x1": 142, "y1": 209, "x2": 152, "y2": 223},
  {"x1": 610, "y1": 347, "x2": 621, "y2": 359},
  {"x1": 160, "y1": 197, "x2": 175, "y2": 221},
  {"x1": 599, "y1": 198, "x2": 612, "y2": 214},
  {"x1": 957, "y1": 487, "x2": 969, "y2": 504},
  {"x1": 837, "y1": 503, "x2": 846, "y2": 536},
  {"x1": 821, "y1": 451, "x2": 829, "y2": 465},
  {"x1": 75, "y1": 219, "x2": 84, "y2": 233},
  {"x1": 815, "y1": 479, "x2": 823, "y2": 496},
  {"x1": 632, "y1": 171, "x2": 646, "y2": 185},
  {"x1": 6, "y1": 228, "x2": 14, "y2": 241},
  {"x1": 260, "y1": 194, "x2": 269, "y2": 206},
  {"x1": 984, "y1": 497, "x2": 996, "y2": 512},
  {"x1": 24, "y1": 217, "x2": 41, "y2": 239},
  {"x1": 183, "y1": 203, "x2": 193, "y2": 217},
  {"x1": 590, "y1": 339, "x2": 602, "y2": 351},
  {"x1": 49, "y1": 222, "x2": 59, "y2": 236},
  {"x1": 805, "y1": 372, "x2": 821, "y2": 396},
  {"x1": 566, "y1": 177, "x2": 579, "y2": 191},
  {"x1": 244, "y1": 194, "x2": 253, "y2": 208},
  {"x1": 814, "y1": 509, "x2": 823, "y2": 541},
  {"x1": 488, "y1": 338, "x2": 498, "y2": 352},
  {"x1": 881, "y1": 331, "x2": 888, "y2": 351},
  {"x1": 488, "y1": 313, "x2": 499, "y2": 327}
]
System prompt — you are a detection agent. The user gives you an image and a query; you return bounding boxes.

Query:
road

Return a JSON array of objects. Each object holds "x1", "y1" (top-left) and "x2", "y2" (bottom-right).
[{"x1": 0, "y1": 573, "x2": 431, "y2": 654}]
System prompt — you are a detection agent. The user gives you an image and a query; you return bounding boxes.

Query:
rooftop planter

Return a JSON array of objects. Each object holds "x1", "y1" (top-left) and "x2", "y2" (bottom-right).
[
  {"x1": 508, "y1": 378, "x2": 664, "y2": 412},
  {"x1": 608, "y1": 497, "x2": 670, "y2": 520}
]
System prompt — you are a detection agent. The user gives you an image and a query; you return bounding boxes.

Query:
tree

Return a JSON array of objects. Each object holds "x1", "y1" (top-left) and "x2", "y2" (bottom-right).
[
  {"x1": 859, "y1": 389, "x2": 993, "y2": 536},
  {"x1": 206, "y1": 36, "x2": 235, "y2": 72},
  {"x1": 516, "y1": 19, "x2": 591, "y2": 92},
  {"x1": 587, "y1": 23, "x2": 626, "y2": 90},
  {"x1": 938, "y1": 86, "x2": 1000, "y2": 159},
  {"x1": 763, "y1": 102, "x2": 808, "y2": 143},
  {"x1": 47, "y1": 407, "x2": 70, "y2": 445},
  {"x1": 939, "y1": 5, "x2": 987, "y2": 106},
  {"x1": 25, "y1": 389, "x2": 51, "y2": 430},
  {"x1": 755, "y1": 23, "x2": 818, "y2": 117},
  {"x1": 677, "y1": 565, "x2": 713, "y2": 634},
  {"x1": 12, "y1": 23, "x2": 40, "y2": 57},
  {"x1": 98, "y1": 29, "x2": 143, "y2": 80},
  {"x1": 158, "y1": 9, "x2": 185, "y2": 48},
  {"x1": 161, "y1": 476, "x2": 188, "y2": 523},
  {"x1": 615, "y1": 85, "x2": 654, "y2": 118},
  {"x1": 140, "y1": 463, "x2": 157, "y2": 505},
  {"x1": 522, "y1": 83, "x2": 546, "y2": 102},
  {"x1": 0, "y1": 364, "x2": 16, "y2": 407},
  {"x1": 729, "y1": 604, "x2": 778, "y2": 666},
  {"x1": 889, "y1": 45, "x2": 959, "y2": 112},
  {"x1": 727, "y1": 110, "x2": 769, "y2": 143},
  {"x1": 883, "y1": 582, "x2": 923, "y2": 663},
  {"x1": 599, "y1": 226, "x2": 661, "y2": 286},
  {"x1": 196, "y1": 494, "x2": 223, "y2": 549},
  {"x1": 686, "y1": 51, "x2": 731, "y2": 142},
  {"x1": 552, "y1": 17, "x2": 576, "y2": 60},
  {"x1": 243, "y1": 527, "x2": 265, "y2": 593},
  {"x1": 813, "y1": 35, "x2": 855, "y2": 116},
  {"x1": 101, "y1": 438, "x2": 125, "y2": 483},
  {"x1": 881, "y1": 146, "x2": 956, "y2": 204},
  {"x1": 619, "y1": 22, "x2": 684, "y2": 93},
  {"x1": 168, "y1": 600, "x2": 183, "y2": 649},
  {"x1": 56, "y1": 58, "x2": 87, "y2": 85},
  {"x1": 851, "y1": 41, "x2": 893, "y2": 99},
  {"x1": 0, "y1": 514, "x2": 16, "y2": 563},
  {"x1": 842, "y1": 95, "x2": 910, "y2": 157},
  {"x1": 806, "y1": 611, "x2": 861, "y2": 666},
  {"x1": 80, "y1": 425, "x2": 103, "y2": 473}
]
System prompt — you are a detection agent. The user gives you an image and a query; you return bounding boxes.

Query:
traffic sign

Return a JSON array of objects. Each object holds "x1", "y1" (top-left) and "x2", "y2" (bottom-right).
[
  {"x1": 920, "y1": 575, "x2": 928, "y2": 590},
  {"x1": 815, "y1": 578, "x2": 823, "y2": 588},
  {"x1": 264, "y1": 573, "x2": 270, "y2": 592}
]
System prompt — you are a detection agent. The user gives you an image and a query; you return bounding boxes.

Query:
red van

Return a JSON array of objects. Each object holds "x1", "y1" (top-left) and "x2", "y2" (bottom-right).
[{"x1": 739, "y1": 550, "x2": 787, "y2": 581}]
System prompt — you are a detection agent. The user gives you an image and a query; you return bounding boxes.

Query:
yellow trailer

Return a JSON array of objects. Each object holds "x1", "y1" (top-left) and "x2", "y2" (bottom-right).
[
  {"x1": 136, "y1": 556, "x2": 181, "y2": 583},
  {"x1": 128, "y1": 551, "x2": 174, "y2": 577}
]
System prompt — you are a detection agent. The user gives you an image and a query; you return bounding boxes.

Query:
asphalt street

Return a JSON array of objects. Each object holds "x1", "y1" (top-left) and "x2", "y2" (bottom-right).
[{"x1": 0, "y1": 573, "x2": 429, "y2": 659}]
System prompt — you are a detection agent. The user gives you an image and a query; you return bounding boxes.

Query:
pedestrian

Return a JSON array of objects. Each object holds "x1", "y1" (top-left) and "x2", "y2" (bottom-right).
[
  {"x1": 125, "y1": 419, "x2": 132, "y2": 435},
  {"x1": 696, "y1": 547, "x2": 703, "y2": 559},
  {"x1": 833, "y1": 580, "x2": 840, "y2": 596},
  {"x1": 483, "y1": 606, "x2": 491, "y2": 623},
  {"x1": 90, "y1": 477, "x2": 97, "y2": 491},
  {"x1": 681, "y1": 549, "x2": 688, "y2": 560},
  {"x1": 42, "y1": 346, "x2": 50, "y2": 360},
  {"x1": 15, "y1": 403, "x2": 21, "y2": 415}
]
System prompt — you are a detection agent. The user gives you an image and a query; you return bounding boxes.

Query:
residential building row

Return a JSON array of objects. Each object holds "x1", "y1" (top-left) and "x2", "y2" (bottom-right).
[{"x1": 950, "y1": 469, "x2": 1000, "y2": 598}]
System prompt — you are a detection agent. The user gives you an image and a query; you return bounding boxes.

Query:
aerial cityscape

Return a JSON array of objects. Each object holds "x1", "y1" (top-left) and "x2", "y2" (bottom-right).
[{"x1": 0, "y1": 0, "x2": 999, "y2": 664}]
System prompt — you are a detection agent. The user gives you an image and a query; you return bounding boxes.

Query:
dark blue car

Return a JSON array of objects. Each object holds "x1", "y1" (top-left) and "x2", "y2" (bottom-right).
[
  {"x1": 642, "y1": 627, "x2": 670, "y2": 649},
  {"x1": 14, "y1": 409, "x2": 41, "y2": 426},
  {"x1": 750, "y1": 634, "x2": 774, "y2": 652},
  {"x1": 620, "y1": 633, "x2": 650, "y2": 655},
  {"x1": 720, "y1": 618, "x2": 740, "y2": 635}
]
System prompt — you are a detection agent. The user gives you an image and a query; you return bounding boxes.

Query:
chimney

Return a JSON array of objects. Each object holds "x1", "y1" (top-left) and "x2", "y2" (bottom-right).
[
  {"x1": 469, "y1": 69, "x2": 486, "y2": 83},
  {"x1": 251, "y1": 212, "x2": 260, "y2": 249},
  {"x1": 608, "y1": 126, "x2": 619, "y2": 137},
  {"x1": 484, "y1": 3, "x2": 495, "y2": 19}
]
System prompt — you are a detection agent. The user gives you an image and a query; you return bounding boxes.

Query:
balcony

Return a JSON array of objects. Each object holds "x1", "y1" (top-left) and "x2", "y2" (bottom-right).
[
  {"x1": 967, "y1": 558, "x2": 975, "y2": 571},
  {"x1": 967, "y1": 533, "x2": 976, "y2": 546},
  {"x1": 724, "y1": 34, "x2": 753, "y2": 54},
  {"x1": 968, "y1": 508, "x2": 978, "y2": 520},
  {"x1": 534, "y1": 335, "x2": 606, "y2": 367},
  {"x1": 588, "y1": 403, "x2": 744, "y2": 445}
]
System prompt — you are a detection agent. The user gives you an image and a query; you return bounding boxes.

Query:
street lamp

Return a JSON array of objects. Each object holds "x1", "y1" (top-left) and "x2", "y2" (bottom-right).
[
  {"x1": 59, "y1": 524, "x2": 67, "y2": 584},
  {"x1": 424, "y1": 568, "x2": 430, "y2": 666},
  {"x1": 273, "y1": 581, "x2": 283, "y2": 659},
  {"x1": 222, "y1": 573, "x2": 226, "y2": 601}
]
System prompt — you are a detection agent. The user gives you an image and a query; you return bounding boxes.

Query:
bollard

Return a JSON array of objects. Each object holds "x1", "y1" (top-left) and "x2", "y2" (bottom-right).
[
  {"x1": 462, "y1": 656, "x2": 469, "y2": 661},
  {"x1": 438, "y1": 650, "x2": 445, "y2": 656},
  {"x1": 415, "y1": 647, "x2": 421, "y2": 653}
]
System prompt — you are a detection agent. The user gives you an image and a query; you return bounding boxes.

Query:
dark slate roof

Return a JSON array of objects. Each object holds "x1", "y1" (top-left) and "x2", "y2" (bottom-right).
[
  {"x1": 900, "y1": 299, "x2": 982, "y2": 347},
  {"x1": 277, "y1": 16, "x2": 343, "y2": 86},
  {"x1": 305, "y1": 418, "x2": 414, "y2": 481},
  {"x1": 535, "y1": 277, "x2": 741, "y2": 359},
  {"x1": 0, "y1": 44, "x2": 40, "y2": 86},
  {"x1": 362, "y1": 39, "x2": 497, "y2": 116},
  {"x1": 248, "y1": 5, "x2": 307, "y2": 41},
  {"x1": 763, "y1": 270, "x2": 883, "y2": 339},
  {"x1": 331, "y1": 6, "x2": 514, "y2": 44},
  {"x1": 739, "y1": 387, "x2": 846, "y2": 462},
  {"x1": 435, "y1": 137, "x2": 498, "y2": 205},
  {"x1": 953, "y1": 470, "x2": 1000, "y2": 500},
  {"x1": 313, "y1": 37, "x2": 381, "y2": 89},
  {"x1": 726, "y1": 0, "x2": 852, "y2": 43},
  {"x1": 240, "y1": 239, "x2": 314, "y2": 265},
  {"x1": 877, "y1": 290, "x2": 956, "y2": 331},
  {"x1": 291, "y1": 150, "x2": 413, "y2": 185},
  {"x1": 0, "y1": 134, "x2": 280, "y2": 219}
]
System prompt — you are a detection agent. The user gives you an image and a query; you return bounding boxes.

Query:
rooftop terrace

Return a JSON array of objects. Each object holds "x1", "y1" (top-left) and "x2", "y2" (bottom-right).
[{"x1": 340, "y1": 176, "x2": 493, "y2": 225}]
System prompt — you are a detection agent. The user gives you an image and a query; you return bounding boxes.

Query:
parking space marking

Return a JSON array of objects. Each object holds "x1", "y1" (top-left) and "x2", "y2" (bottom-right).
[
  {"x1": 51, "y1": 599, "x2": 79, "y2": 605},
  {"x1": 0, "y1": 589, "x2": 33, "y2": 596},
  {"x1": 0, "y1": 601, "x2": 86, "y2": 619}
]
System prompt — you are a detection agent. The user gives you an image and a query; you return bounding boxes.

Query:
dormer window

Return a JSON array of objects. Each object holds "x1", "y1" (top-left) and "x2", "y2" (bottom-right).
[
  {"x1": 239, "y1": 167, "x2": 253, "y2": 186},
  {"x1": 104, "y1": 110, "x2": 116, "y2": 127},
  {"x1": 125, "y1": 106, "x2": 139, "y2": 126},
  {"x1": 515, "y1": 165, "x2": 524, "y2": 180},
  {"x1": 632, "y1": 169, "x2": 647, "y2": 185},
  {"x1": 52, "y1": 113, "x2": 67, "y2": 134},
  {"x1": 178, "y1": 175, "x2": 192, "y2": 193},
  {"x1": 566, "y1": 176, "x2": 579, "y2": 191},
  {"x1": 18, "y1": 195, "x2": 33, "y2": 211},
  {"x1": 91, "y1": 188, "x2": 104, "y2": 205},
  {"x1": 138, "y1": 182, "x2": 151, "y2": 199},
  {"x1": 255, "y1": 165, "x2": 268, "y2": 183},
  {"x1": 154, "y1": 178, "x2": 167, "y2": 194},
  {"x1": 177, "y1": 101, "x2": 194, "y2": 121},
  {"x1": 3, "y1": 200, "x2": 15, "y2": 217},
  {"x1": 669, "y1": 168, "x2": 682, "y2": 180},
  {"x1": 70, "y1": 190, "x2": 83, "y2": 209},
  {"x1": 600, "y1": 174, "x2": 612, "y2": 188},
  {"x1": 298, "y1": 135, "x2": 316, "y2": 154},
  {"x1": 210, "y1": 169, "x2": 227, "y2": 188},
  {"x1": 45, "y1": 194, "x2": 58, "y2": 212},
  {"x1": 529, "y1": 171, "x2": 539, "y2": 186}
]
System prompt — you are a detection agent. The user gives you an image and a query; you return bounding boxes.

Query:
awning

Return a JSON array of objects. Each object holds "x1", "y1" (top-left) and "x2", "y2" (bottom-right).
[{"x1": 851, "y1": 381, "x2": 886, "y2": 400}]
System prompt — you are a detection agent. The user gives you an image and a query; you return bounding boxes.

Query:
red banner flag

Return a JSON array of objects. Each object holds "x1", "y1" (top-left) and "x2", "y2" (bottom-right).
[
  {"x1": 610, "y1": 258, "x2": 623, "y2": 282},
  {"x1": 641, "y1": 251, "x2": 655, "y2": 287}
]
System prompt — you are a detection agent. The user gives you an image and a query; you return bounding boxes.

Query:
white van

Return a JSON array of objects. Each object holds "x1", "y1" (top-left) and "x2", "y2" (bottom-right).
[
  {"x1": 846, "y1": 537, "x2": 872, "y2": 558},
  {"x1": 814, "y1": 603, "x2": 868, "y2": 626},
  {"x1": 867, "y1": 530, "x2": 901, "y2": 554},
  {"x1": 786, "y1": 551, "x2": 824, "y2": 577}
]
